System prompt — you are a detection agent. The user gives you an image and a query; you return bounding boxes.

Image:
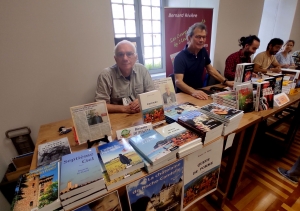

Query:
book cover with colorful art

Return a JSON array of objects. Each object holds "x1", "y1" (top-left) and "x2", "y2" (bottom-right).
[
  {"x1": 234, "y1": 63, "x2": 254, "y2": 88},
  {"x1": 183, "y1": 137, "x2": 223, "y2": 210},
  {"x1": 155, "y1": 122, "x2": 202, "y2": 150},
  {"x1": 126, "y1": 159, "x2": 184, "y2": 211},
  {"x1": 129, "y1": 130, "x2": 179, "y2": 165},
  {"x1": 199, "y1": 103, "x2": 243, "y2": 122},
  {"x1": 74, "y1": 191, "x2": 122, "y2": 211},
  {"x1": 37, "y1": 137, "x2": 71, "y2": 167},
  {"x1": 11, "y1": 162, "x2": 61, "y2": 211},
  {"x1": 235, "y1": 83, "x2": 254, "y2": 112},
  {"x1": 164, "y1": 102, "x2": 201, "y2": 123},
  {"x1": 98, "y1": 139, "x2": 144, "y2": 180},
  {"x1": 60, "y1": 148, "x2": 104, "y2": 199},
  {"x1": 138, "y1": 90, "x2": 165, "y2": 126}
]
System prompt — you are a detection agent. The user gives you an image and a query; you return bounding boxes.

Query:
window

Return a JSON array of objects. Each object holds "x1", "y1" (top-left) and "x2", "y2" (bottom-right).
[
  {"x1": 111, "y1": 0, "x2": 163, "y2": 73},
  {"x1": 30, "y1": 201, "x2": 33, "y2": 207}
]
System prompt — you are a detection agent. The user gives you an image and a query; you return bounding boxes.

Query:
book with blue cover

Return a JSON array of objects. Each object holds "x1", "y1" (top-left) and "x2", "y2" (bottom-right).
[
  {"x1": 129, "y1": 130, "x2": 179, "y2": 165},
  {"x1": 98, "y1": 139, "x2": 144, "y2": 180},
  {"x1": 164, "y1": 102, "x2": 201, "y2": 123},
  {"x1": 126, "y1": 159, "x2": 184, "y2": 211},
  {"x1": 11, "y1": 162, "x2": 61, "y2": 211},
  {"x1": 60, "y1": 148, "x2": 105, "y2": 200}
]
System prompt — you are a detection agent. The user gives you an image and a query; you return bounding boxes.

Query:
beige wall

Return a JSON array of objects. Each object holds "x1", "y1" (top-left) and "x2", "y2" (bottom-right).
[
  {"x1": 0, "y1": 0, "x2": 115, "y2": 207},
  {"x1": 214, "y1": 0, "x2": 264, "y2": 74},
  {"x1": 290, "y1": 0, "x2": 300, "y2": 51}
]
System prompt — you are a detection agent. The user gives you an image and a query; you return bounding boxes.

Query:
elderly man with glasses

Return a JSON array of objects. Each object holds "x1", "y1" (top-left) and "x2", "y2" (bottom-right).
[{"x1": 95, "y1": 40, "x2": 155, "y2": 114}]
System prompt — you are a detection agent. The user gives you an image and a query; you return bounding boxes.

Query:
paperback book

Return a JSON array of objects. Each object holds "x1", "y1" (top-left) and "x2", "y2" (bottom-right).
[
  {"x1": 234, "y1": 63, "x2": 254, "y2": 88},
  {"x1": 235, "y1": 82, "x2": 254, "y2": 112},
  {"x1": 11, "y1": 162, "x2": 61, "y2": 211},
  {"x1": 129, "y1": 130, "x2": 179, "y2": 165},
  {"x1": 183, "y1": 137, "x2": 223, "y2": 210},
  {"x1": 126, "y1": 159, "x2": 184, "y2": 211},
  {"x1": 60, "y1": 148, "x2": 105, "y2": 200},
  {"x1": 155, "y1": 122, "x2": 202, "y2": 155},
  {"x1": 70, "y1": 101, "x2": 112, "y2": 144},
  {"x1": 37, "y1": 137, "x2": 71, "y2": 167},
  {"x1": 199, "y1": 103, "x2": 243, "y2": 123},
  {"x1": 265, "y1": 73, "x2": 283, "y2": 95},
  {"x1": 74, "y1": 190, "x2": 122, "y2": 211},
  {"x1": 164, "y1": 102, "x2": 201, "y2": 124},
  {"x1": 253, "y1": 81, "x2": 274, "y2": 111},
  {"x1": 153, "y1": 77, "x2": 177, "y2": 107},
  {"x1": 176, "y1": 110, "x2": 223, "y2": 144},
  {"x1": 98, "y1": 139, "x2": 144, "y2": 180},
  {"x1": 116, "y1": 123, "x2": 153, "y2": 139}
]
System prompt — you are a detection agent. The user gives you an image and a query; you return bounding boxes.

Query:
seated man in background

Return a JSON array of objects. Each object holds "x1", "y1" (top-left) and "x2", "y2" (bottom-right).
[
  {"x1": 224, "y1": 35, "x2": 260, "y2": 80},
  {"x1": 174, "y1": 22, "x2": 234, "y2": 100},
  {"x1": 253, "y1": 38, "x2": 283, "y2": 73},
  {"x1": 95, "y1": 40, "x2": 155, "y2": 113}
]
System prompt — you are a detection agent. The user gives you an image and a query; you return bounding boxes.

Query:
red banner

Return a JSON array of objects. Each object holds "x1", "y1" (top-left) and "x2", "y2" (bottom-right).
[{"x1": 164, "y1": 8, "x2": 213, "y2": 77}]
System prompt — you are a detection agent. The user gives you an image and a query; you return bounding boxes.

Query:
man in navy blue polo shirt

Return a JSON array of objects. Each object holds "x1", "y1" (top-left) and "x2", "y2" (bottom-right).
[{"x1": 174, "y1": 23, "x2": 234, "y2": 100}]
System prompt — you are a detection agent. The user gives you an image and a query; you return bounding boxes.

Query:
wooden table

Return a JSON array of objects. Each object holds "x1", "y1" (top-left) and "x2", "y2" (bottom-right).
[{"x1": 30, "y1": 92, "x2": 263, "y2": 209}]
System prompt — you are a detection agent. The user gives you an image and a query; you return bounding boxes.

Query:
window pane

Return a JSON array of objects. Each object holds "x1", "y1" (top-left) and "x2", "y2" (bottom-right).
[
  {"x1": 125, "y1": 20, "x2": 136, "y2": 33},
  {"x1": 141, "y1": 0, "x2": 151, "y2": 6},
  {"x1": 145, "y1": 59, "x2": 153, "y2": 69},
  {"x1": 153, "y1": 34, "x2": 161, "y2": 45},
  {"x1": 111, "y1": 0, "x2": 122, "y2": 3},
  {"x1": 142, "y1": 6, "x2": 151, "y2": 19},
  {"x1": 152, "y1": 0, "x2": 160, "y2": 6},
  {"x1": 152, "y1": 21, "x2": 160, "y2": 33},
  {"x1": 123, "y1": 0, "x2": 134, "y2": 4},
  {"x1": 124, "y1": 5, "x2": 135, "y2": 19},
  {"x1": 154, "y1": 58, "x2": 162, "y2": 68},
  {"x1": 154, "y1": 46, "x2": 161, "y2": 57},
  {"x1": 114, "y1": 20, "x2": 125, "y2": 33},
  {"x1": 143, "y1": 20, "x2": 152, "y2": 33},
  {"x1": 144, "y1": 34, "x2": 152, "y2": 46},
  {"x1": 112, "y1": 4, "x2": 124, "y2": 18},
  {"x1": 115, "y1": 34, "x2": 126, "y2": 38},
  {"x1": 144, "y1": 47, "x2": 153, "y2": 58},
  {"x1": 152, "y1": 7, "x2": 160, "y2": 20},
  {"x1": 126, "y1": 34, "x2": 136, "y2": 37}
]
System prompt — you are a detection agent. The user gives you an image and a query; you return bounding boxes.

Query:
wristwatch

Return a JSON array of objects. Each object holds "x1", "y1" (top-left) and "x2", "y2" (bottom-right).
[{"x1": 222, "y1": 79, "x2": 228, "y2": 85}]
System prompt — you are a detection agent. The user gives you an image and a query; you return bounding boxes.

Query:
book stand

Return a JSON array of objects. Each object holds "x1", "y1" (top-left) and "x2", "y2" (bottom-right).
[{"x1": 87, "y1": 135, "x2": 110, "y2": 149}]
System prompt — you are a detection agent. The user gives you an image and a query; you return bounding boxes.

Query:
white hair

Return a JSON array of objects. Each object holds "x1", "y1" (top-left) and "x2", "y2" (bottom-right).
[{"x1": 114, "y1": 40, "x2": 137, "y2": 55}]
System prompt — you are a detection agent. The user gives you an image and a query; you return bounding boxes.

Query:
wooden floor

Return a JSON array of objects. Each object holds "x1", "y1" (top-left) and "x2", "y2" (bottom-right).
[{"x1": 187, "y1": 126, "x2": 300, "y2": 211}]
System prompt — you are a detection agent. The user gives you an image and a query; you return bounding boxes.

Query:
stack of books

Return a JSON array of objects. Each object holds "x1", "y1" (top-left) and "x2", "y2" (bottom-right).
[
  {"x1": 98, "y1": 139, "x2": 144, "y2": 190},
  {"x1": 164, "y1": 102, "x2": 201, "y2": 124},
  {"x1": 59, "y1": 148, "x2": 107, "y2": 210},
  {"x1": 176, "y1": 110, "x2": 223, "y2": 145},
  {"x1": 212, "y1": 91, "x2": 237, "y2": 109},
  {"x1": 155, "y1": 122, "x2": 203, "y2": 158},
  {"x1": 129, "y1": 130, "x2": 179, "y2": 173},
  {"x1": 199, "y1": 103, "x2": 244, "y2": 135}
]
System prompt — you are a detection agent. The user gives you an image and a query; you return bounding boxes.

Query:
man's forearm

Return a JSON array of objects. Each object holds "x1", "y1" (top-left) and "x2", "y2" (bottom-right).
[
  {"x1": 175, "y1": 80, "x2": 195, "y2": 95},
  {"x1": 208, "y1": 69, "x2": 225, "y2": 83},
  {"x1": 254, "y1": 66, "x2": 268, "y2": 73},
  {"x1": 107, "y1": 103, "x2": 126, "y2": 113}
]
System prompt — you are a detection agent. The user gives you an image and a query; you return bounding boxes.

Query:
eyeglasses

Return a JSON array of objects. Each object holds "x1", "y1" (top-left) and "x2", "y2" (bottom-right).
[{"x1": 115, "y1": 52, "x2": 136, "y2": 58}]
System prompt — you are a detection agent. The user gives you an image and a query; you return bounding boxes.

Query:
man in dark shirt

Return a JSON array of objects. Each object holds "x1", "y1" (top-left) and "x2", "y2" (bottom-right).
[
  {"x1": 224, "y1": 35, "x2": 260, "y2": 80},
  {"x1": 174, "y1": 23, "x2": 234, "y2": 100}
]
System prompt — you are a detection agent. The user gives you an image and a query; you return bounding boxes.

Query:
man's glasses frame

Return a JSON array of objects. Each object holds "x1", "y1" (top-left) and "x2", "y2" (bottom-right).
[{"x1": 115, "y1": 52, "x2": 136, "y2": 58}]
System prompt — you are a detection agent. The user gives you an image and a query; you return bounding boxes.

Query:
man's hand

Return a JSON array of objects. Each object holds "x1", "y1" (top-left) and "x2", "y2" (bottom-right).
[
  {"x1": 128, "y1": 99, "x2": 140, "y2": 113},
  {"x1": 225, "y1": 81, "x2": 234, "y2": 88},
  {"x1": 191, "y1": 90, "x2": 208, "y2": 100},
  {"x1": 282, "y1": 64, "x2": 289, "y2": 68}
]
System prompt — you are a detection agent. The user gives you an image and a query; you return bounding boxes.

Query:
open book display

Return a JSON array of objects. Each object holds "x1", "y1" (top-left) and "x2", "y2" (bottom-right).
[{"x1": 70, "y1": 101, "x2": 112, "y2": 145}]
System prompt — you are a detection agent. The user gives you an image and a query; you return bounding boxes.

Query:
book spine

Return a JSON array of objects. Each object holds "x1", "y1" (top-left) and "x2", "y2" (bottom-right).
[{"x1": 255, "y1": 84, "x2": 261, "y2": 111}]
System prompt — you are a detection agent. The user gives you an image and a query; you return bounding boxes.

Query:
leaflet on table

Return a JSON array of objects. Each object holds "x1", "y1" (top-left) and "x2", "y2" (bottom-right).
[
  {"x1": 116, "y1": 123, "x2": 153, "y2": 140},
  {"x1": 70, "y1": 101, "x2": 112, "y2": 144}
]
